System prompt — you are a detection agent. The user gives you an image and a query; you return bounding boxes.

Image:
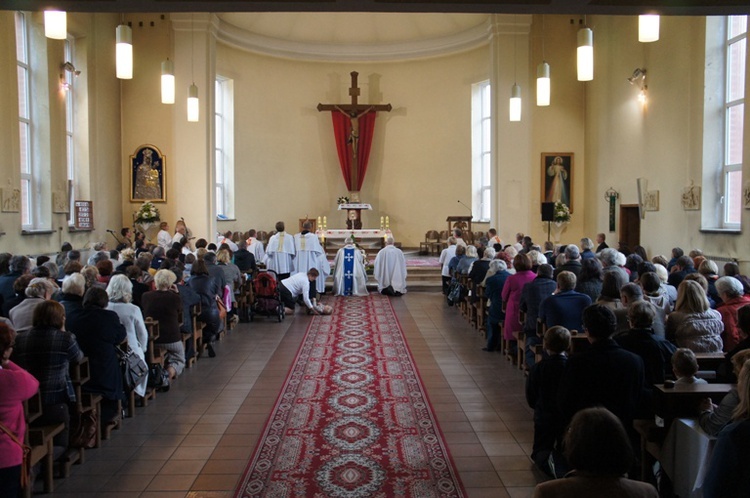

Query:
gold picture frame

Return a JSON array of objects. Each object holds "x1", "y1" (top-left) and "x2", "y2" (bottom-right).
[{"x1": 130, "y1": 144, "x2": 166, "y2": 202}]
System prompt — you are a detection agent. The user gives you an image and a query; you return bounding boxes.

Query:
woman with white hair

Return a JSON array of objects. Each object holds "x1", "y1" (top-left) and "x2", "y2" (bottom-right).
[
  {"x1": 106, "y1": 274, "x2": 149, "y2": 397},
  {"x1": 654, "y1": 263, "x2": 678, "y2": 307},
  {"x1": 457, "y1": 245, "x2": 478, "y2": 275},
  {"x1": 483, "y1": 259, "x2": 510, "y2": 352},
  {"x1": 142, "y1": 270, "x2": 185, "y2": 378},
  {"x1": 8, "y1": 277, "x2": 55, "y2": 333},
  {"x1": 716, "y1": 276, "x2": 750, "y2": 352}
]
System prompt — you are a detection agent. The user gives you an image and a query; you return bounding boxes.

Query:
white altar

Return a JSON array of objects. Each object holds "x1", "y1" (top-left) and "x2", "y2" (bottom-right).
[{"x1": 318, "y1": 228, "x2": 392, "y2": 249}]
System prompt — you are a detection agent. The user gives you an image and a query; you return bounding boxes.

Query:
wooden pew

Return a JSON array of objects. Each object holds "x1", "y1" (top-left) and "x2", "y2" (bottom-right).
[
  {"x1": 191, "y1": 303, "x2": 205, "y2": 359},
  {"x1": 63, "y1": 357, "x2": 101, "y2": 475},
  {"x1": 23, "y1": 391, "x2": 65, "y2": 496},
  {"x1": 137, "y1": 318, "x2": 161, "y2": 407}
]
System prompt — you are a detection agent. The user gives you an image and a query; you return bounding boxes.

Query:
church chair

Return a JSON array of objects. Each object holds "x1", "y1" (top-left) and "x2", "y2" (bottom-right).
[{"x1": 438, "y1": 230, "x2": 451, "y2": 252}]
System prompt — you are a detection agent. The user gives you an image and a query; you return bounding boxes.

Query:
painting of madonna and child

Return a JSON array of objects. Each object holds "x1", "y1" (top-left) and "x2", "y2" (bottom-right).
[{"x1": 541, "y1": 153, "x2": 574, "y2": 213}]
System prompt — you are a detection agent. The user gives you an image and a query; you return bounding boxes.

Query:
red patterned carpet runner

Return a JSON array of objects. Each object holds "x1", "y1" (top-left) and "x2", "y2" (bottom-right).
[{"x1": 235, "y1": 295, "x2": 465, "y2": 497}]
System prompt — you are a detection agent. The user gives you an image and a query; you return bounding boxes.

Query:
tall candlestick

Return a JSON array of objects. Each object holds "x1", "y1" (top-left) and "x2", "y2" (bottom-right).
[{"x1": 385, "y1": 216, "x2": 389, "y2": 229}]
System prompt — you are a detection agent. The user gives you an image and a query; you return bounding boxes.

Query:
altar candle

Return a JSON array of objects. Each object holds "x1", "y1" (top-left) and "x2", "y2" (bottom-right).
[
  {"x1": 385, "y1": 216, "x2": 389, "y2": 228},
  {"x1": 323, "y1": 216, "x2": 327, "y2": 228},
  {"x1": 317, "y1": 216, "x2": 322, "y2": 227},
  {"x1": 380, "y1": 216, "x2": 384, "y2": 227}
]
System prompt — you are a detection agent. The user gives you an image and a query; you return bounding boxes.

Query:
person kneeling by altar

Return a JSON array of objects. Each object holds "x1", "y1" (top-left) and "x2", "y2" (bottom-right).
[
  {"x1": 280, "y1": 268, "x2": 319, "y2": 315},
  {"x1": 333, "y1": 236, "x2": 369, "y2": 297},
  {"x1": 374, "y1": 236, "x2": 407, "y2": 296}
]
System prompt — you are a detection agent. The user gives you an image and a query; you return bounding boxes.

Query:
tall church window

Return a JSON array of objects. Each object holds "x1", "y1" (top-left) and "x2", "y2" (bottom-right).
[
  {"x1": 215, "y1": 76, "x2": 235, "y2": 219},
  {"x1": 16, "y1": 12, "x2": 34, "y2": 228},
  {"x1": 471, "y1": 80, "x2": 491, "y2": 222},
  {"x1": 724, "y1": 15, "x2": 746, "y2": 228}
]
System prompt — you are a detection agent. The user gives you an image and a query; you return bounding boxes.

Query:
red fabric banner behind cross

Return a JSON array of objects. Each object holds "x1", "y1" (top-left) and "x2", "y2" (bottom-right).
[{"x1": 331, "y1": 111, "x2": 377, "y2": 191}]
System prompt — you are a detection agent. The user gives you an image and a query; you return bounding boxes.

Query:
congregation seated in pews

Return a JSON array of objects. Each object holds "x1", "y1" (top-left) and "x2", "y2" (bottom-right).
[
  {"x1": 0, "y1": 226, "x2": 263, "y2": 494},
  {"x1": 440, "y1": 229, "x2": 750, "y2": 496}
]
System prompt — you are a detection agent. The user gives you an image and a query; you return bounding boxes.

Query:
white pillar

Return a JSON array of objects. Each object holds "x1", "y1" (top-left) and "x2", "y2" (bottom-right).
[
  {"x1": 171, "y1": 13, "x2": 216, "y2": 240},
  {"x1": 488, "y1": 15, "x2": 532, "y2": 242}
]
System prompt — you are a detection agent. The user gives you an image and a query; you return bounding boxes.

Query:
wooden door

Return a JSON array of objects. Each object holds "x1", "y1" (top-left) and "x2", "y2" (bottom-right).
[{"x1": 619, "y1": 204, "x2": 641, "y2": 250}]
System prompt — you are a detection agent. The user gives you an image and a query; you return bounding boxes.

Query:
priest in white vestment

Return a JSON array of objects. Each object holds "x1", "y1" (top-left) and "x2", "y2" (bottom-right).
[
  {"x1": 293, "y1": 222, "x2": 330, "y2": 294},
  {"x1": 332, "y1": 237, "x2": 369, "y2": 297},
  {"x1": 374, "y1": 236, "x2": 407, "y2": 295},
  {"x1": 264, "y1": 222, "x2": 296, "y2": 280},
  {"x1": 245, "y1": 229, "x2": 266, "y2": 262}
]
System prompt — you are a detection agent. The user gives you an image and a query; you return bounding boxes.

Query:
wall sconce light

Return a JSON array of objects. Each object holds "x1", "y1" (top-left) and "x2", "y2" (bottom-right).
[
  {"x1": 44, "y1": 10, "x2": 66, "y2": 39},
  {"x1": 59, "y1": 61, "x2": 80, "y2": 91},
  {"x1": 628, "y1": 68, "x2": 647, "y2": 106}
]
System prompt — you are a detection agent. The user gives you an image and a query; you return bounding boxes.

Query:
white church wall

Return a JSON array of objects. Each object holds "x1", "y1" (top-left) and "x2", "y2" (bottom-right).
[
  {"x1": 216, "y1": 43, "x2": 489, "y2": 248},
  {"x1": 584, "y1": 15, "x2": 750, "y2": 267},
  {"x1": 0, "y1": 12, "x2": 122, "y2": 256}
]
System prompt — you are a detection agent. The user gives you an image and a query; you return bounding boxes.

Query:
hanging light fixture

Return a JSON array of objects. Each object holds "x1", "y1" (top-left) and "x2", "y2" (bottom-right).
[
  {"x1": 577, "y1": 24, "x2": 594, "y2": 81},
  {"x1": 536, "y1": 63, "x2": 550, "y2": 106},
  {"x1": 187, "y1": 84, "x2": 199, "y2": 122},
  {"x1": 44, "y1": 10, "x2": 67, "y2": 39},
  {"x1": 187, "y1": 15, "x2": 199, "y2": 122},
  {"x1": 161, "y1": 59, "x2": 175, "y2": 104},
  {"x1": 639, "y1": 15, "x2": 660, "y2": 43},
  {"x1": 537, "y1": 15, "x2": 550, "y2": 106},
  {"x1": 115, "y1": 22, "x2": 133, "y2": 79},
  {"x1": 509, "y1": 17, "x2": 521, "y2": 122},
  {"x1": 509, "y1": 84, "x2": 522, "y2": 122}
]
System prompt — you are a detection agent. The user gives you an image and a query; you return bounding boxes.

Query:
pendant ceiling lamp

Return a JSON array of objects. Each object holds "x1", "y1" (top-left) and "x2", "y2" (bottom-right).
[
  {"x1": 639, "y1": 15, "x2": 660, "y2": 43},
  {"x1": 116, "y1": 23, "x2": 133, "y2": 79},
  {"x1": 44, "y1": 10, "x2": 66, "y2": 39},
  {"x1": 509, "y1": 17, "x2": 521, "y2": 121},
  {"x1": 161, "y1": 59, "x2": 175, "y2": 104},
  {"x1": 577, "y1": 25, "x2": 594, "y2": 81},
  {"x1": 536, "y1": 16, "x2": 550, "y2": 107},
  {"x1": 187, "y1": 14, "x2": 199, "y2": 122}
]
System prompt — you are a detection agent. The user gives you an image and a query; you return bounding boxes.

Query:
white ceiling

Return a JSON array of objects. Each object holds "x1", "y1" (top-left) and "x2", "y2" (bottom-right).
[{"x1": 216, "y1": 12, "x2": 491, "y2": 46}]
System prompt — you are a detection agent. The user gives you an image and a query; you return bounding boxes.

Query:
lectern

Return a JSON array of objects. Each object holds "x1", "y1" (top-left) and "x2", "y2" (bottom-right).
[{"x1": 446, "y1": 216, "x2": 473, "y2": 244}]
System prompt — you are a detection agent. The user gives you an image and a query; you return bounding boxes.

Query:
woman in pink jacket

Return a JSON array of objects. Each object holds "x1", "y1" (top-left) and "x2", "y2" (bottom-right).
[
  {"x1": 0, "y1": 322, "x2": 39, "y2": 496},
  {"x1": 502, "y1": 254, "x2": 536, "y2": 355}
]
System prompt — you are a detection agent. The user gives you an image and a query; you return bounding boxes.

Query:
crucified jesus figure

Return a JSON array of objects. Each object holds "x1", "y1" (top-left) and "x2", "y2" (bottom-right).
[{"x1": 335, "y1": 105, "x2": 373, "y2": 162}]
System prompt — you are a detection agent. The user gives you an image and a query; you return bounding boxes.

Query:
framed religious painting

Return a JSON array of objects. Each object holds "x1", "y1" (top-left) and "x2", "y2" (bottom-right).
[
  {"x1": 541, "y1": 153, "x2": 574, "y2": 213},
  {"x1": 130, "y1": 145, "x2": 166, "y2": 202}
]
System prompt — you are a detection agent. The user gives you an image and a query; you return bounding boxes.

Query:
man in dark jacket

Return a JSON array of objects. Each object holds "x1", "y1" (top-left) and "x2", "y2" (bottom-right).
[
  {"x1": 558, "y1": 304, "x2": 647, "y2": 433},
  {"x1": 520, "y1": 264, "x2": 557, "y2": 368}
]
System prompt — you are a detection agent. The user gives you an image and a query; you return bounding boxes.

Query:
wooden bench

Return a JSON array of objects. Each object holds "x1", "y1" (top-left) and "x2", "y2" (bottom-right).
[
  {"x1": 63, "y1": 358, "x2": 101, "y2": 475},
  {"x1": 191, "y1": 303, "x2": 205, "y2": 359},
  {"x1": 23, "y1": 391, "x2": 65, "y2": 496}
]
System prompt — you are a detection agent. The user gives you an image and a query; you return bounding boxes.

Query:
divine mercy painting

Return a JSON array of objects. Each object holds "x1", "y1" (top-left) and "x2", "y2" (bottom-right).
[{"x1": 541, "y1": 153, "x2": 574, "y2": 213}]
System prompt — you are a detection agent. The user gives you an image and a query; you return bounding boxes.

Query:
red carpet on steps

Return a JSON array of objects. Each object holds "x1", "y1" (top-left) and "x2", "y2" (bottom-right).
[{"x1": 235, "y1": 294, "x2": 466, "y2": 497}]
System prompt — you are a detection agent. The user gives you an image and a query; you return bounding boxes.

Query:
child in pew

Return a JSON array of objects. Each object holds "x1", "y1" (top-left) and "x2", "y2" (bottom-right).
[
  {"x1": 525, "y1": 325, "x2": 571, "y2": 477},
  {"x1": 672, "y1": 348, "x2": 708, "y2": 385}
]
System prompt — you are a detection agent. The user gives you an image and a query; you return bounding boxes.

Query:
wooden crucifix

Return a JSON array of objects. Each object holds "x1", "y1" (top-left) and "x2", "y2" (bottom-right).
[{"x1": 318, "y1": 71, "x2": 391, "y2": 191}]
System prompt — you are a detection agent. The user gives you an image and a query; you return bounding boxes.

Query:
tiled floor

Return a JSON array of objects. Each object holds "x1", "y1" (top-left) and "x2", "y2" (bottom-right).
[{"x1": 48, "y1": 292, "x2": 545, "y2": 497}]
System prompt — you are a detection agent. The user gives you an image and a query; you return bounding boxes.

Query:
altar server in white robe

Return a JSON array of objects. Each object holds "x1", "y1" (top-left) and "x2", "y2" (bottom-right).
[
  {"x1": 264, "y1": 221, "x2": 296, "y2": 280},
  {"x1": 333, "y1": 237, "x2": 369, "y2": 297},
  {"x1": 374, "y1": 236, "x2": 407, "y2": 296},
  {"x1": 245, "y1": 229, "x2": 266, "y2": 262},
  {"x1": 293, "y1": 221, "x2": 330, "y2": 294}
]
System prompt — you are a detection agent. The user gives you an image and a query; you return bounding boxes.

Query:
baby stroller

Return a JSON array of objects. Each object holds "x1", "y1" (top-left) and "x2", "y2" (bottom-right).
[{"x1": 250, "y1": 270, "x2": 285, "y2": 322}]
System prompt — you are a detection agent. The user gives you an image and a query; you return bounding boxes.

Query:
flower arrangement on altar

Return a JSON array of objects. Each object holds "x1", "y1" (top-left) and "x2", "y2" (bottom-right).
[
  {"x1": 553, "y1": 201, "x2": 571, "y2": 223},
  {"x1": 337, "y1": 196, "x2": 349, "y2": 205},
  {"x1": 134, "y1": 201, "x2": 160, "y2": 224}
]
